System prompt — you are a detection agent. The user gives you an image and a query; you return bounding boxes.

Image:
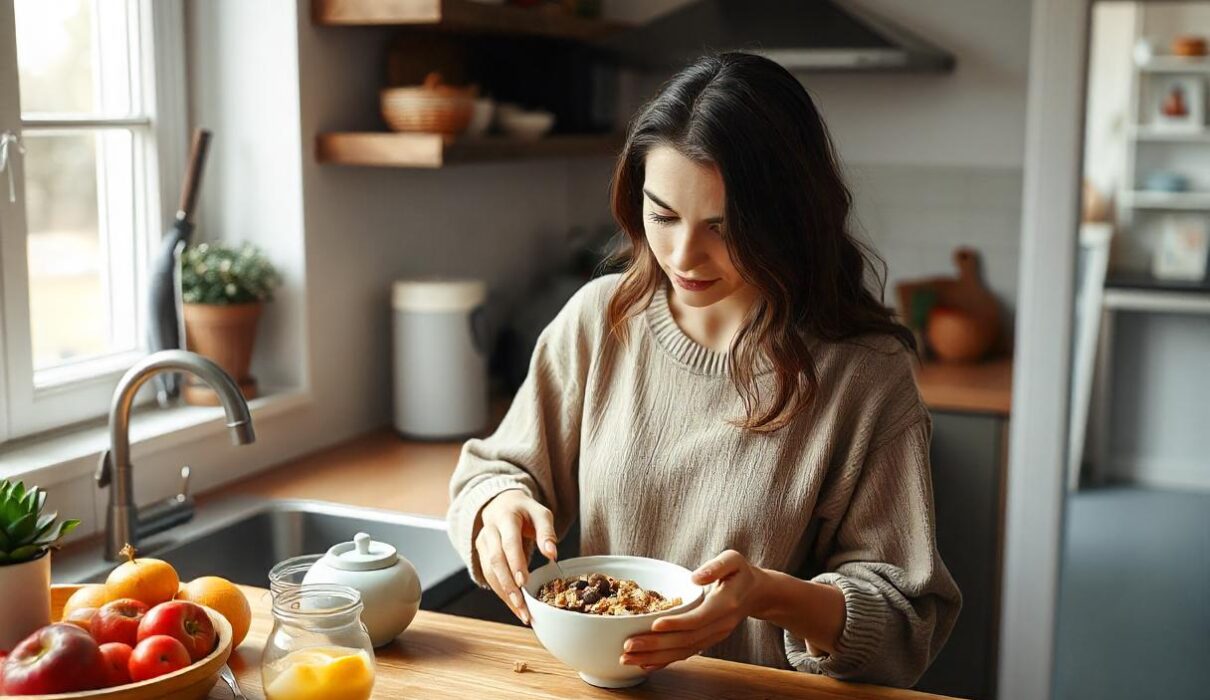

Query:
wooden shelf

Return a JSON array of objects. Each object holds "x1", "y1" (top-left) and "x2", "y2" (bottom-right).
[
  {"x1": 312, "y1": 0, "x2": 631, "y2": 41},
  {"x1": 316, "y1": 131, "x2": 624, "y2": 167},
  {"x1": 1124, "y1": 190, "x2": 1210, "y2": 210}
]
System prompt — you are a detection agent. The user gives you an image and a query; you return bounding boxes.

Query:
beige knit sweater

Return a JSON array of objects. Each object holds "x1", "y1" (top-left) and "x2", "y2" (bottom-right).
[{"x1": 447, "y1": 275, "x2": 960, "y2": 687}]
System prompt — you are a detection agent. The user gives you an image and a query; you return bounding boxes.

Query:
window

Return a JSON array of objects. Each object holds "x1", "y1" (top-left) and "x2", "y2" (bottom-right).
[{"x1": 0, "y1": 0, "x2": 186, "y2": 441}]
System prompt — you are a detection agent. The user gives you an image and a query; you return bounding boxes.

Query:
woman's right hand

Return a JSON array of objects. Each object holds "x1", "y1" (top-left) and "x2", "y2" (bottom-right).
[{"x1": 473, "y1": 489, "x2": 559, "y2": 625}]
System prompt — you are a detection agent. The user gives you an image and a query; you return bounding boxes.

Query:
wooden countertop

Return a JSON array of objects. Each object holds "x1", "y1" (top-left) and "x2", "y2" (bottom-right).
[
  {"x1": 215, "y1": 357, "x2": 1014, "y2": 521},
  {"x1": 913, "y1": 357, "x2": 1013, "y2": 416},
  {"x1": 211, "y1": 430, "x2": 460, "y2": 518},
  {"x1": 211, "y1": 585, "x2": 955, "y2": 700}
]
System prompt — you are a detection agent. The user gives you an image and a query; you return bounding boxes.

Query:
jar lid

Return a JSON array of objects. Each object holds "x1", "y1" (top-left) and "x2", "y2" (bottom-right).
[
  {"x1": 323, "y1": 532, "x2": 398, "y2": 572},
  {"x1": 392, "y1": 278, "x2": 486, "y2": 312}
]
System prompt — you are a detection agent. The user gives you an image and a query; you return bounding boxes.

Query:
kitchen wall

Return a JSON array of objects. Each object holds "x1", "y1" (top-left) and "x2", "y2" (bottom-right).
[
  {"x1": 55, "y1": 0, "x2": 1034, "y2": 530},
  {"x1": 609, "y1": 0, "x2": 1031, "y2": 309}
]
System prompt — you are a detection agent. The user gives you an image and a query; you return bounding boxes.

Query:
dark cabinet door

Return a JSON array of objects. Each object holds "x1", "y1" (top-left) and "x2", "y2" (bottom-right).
[{"x1": 916, "y1": 411, "x2": 1006, "y2": 700}]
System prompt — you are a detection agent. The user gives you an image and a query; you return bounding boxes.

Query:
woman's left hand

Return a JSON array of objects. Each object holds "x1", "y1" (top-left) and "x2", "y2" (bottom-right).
[{"x1": 620, "y1": 550, "x2": 769, "y2": 672}]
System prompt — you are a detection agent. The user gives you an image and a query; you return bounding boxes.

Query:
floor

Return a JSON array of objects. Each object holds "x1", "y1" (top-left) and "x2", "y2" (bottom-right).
[{"x1": 1053, "y1": 486, "x2": 1210, "y2": 700}]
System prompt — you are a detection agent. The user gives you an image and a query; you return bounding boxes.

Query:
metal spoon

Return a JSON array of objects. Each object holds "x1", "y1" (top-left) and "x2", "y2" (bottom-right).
[{"x1": 219, "y1": 664, "x2": 246, "y2": 700}]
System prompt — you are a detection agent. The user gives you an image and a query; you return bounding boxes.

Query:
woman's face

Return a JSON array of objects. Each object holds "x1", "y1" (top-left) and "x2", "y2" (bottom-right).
[{"x1": 642, "y1": 146, "x2": 749, "y2": 309}]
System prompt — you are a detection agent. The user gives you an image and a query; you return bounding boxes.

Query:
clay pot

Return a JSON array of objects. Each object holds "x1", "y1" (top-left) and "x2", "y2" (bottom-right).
[
  {"x1": 926, "y1": 306, "x2": 995, "y2": 363},
  {"x1": 182, "y1": 302, "x2": 262, "y2": 405}
]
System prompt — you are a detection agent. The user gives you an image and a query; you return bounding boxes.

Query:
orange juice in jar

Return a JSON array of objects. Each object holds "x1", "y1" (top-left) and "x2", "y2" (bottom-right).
[
  {"x1": 264, "y1": 646, "x2": 375, "y2": 700},
  {"x1": 261, "y1": 584, "x2": 375, "y2": 700}
]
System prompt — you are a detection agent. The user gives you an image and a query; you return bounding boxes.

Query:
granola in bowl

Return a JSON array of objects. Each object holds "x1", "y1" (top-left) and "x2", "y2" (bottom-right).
[{"x1": 537, "y1": 572, "x2": 682, "y2": 615}]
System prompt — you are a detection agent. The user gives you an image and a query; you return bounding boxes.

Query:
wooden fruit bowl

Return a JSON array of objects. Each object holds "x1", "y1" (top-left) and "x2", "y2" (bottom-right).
[{"x1": 13, "y1": 585, "x2": 234, "y2": 700}]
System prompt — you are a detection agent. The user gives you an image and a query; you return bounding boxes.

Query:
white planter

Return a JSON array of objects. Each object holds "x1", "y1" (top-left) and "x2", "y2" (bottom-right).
[{"x1": 0, "y1": 552, "x2": 52, "y2": 651}]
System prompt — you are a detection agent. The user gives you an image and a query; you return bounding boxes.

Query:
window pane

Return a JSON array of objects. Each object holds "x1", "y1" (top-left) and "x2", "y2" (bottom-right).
[
  {"x1": 14, "y1": 0, "x2": 96, "y2": 114},
  {"x1": 24, "y1": 130, "x2": 139, "y2": 371},
  {"x1": 15, "y1": 0, "x2": 135, "y2": 116}
]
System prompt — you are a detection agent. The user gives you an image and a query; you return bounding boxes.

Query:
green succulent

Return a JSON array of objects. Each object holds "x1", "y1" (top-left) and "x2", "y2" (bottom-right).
[
  {"x1": 180, "y1": 241, "x2": 281, "y2": 306},
  {"x1": 0, "y1": 480, "x2": 80, "y2": 566}
]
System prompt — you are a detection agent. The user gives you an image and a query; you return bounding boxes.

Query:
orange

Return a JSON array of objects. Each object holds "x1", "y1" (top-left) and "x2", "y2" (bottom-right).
[
  {"x1": 177, "y1": 576, "x2": 252, "y2": 648},
  {"x1": 62, "y1": 584, "x2": 112, "y2": 619},
  {"x1": 105, "y1": 543, "x2": 180, "y2": 607}
]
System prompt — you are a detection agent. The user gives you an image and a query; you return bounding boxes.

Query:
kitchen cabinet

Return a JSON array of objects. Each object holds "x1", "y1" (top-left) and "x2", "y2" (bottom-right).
[{"x1": 916, "y1": 410, "x2": 1008, "y2": 700}]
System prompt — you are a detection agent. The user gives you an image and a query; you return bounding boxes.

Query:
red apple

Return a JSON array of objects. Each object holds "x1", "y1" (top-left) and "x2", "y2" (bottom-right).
[
  {"x1": 63, "y1": 606, "x2": 99, "y2": 632},
  {"x1": 91, "y1": 598, "x2": 149, "y2": 646},
  {"x1": 137, "y1": 601, "x2": 215, "y2": 661},
  {"x1": 128, "y1": 635, "x2": 189, "y2": 682},
  {"x1": 2, "y1": 623, "x2": 104, "y2": 694},
  {"x1": 98, "y1": 642, "x2": 133, "y2": 687}
]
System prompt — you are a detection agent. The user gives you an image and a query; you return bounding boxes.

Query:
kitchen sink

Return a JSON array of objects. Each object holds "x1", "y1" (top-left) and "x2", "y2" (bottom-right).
[{"x1": 54, "y1": 498, "x2": 522, "y2": 627}]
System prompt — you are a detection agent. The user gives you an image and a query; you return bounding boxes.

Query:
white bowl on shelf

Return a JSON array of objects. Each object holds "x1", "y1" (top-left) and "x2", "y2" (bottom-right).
[
  {"x1": 521, "y1": 555, "x2": 704, "y2": 689},
  {"x1": 498, "y1": 107, "x2": 556, "y2": 140},
  {"x1": 466, "y1": 98, "x2": 496, "y2": 137}
]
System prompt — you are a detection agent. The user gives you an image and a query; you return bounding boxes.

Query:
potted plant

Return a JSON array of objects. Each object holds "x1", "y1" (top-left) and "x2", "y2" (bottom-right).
[
  {"x1": 0, "y1": 480, "x2": 80, "y2": 650},
  {"x1": 180, "y1": 241, "x2": 281, "y2": 405}
]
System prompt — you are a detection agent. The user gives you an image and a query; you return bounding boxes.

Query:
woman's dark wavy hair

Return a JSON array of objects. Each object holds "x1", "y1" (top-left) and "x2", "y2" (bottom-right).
[{"x1": 607, "y1": 52, "x2": 915, "y2": 433}]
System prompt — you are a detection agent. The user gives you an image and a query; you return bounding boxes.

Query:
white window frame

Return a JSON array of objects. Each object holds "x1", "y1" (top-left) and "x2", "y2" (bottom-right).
[{"x1": 0, "y1": 0, "x2": 187, "y2": 443}]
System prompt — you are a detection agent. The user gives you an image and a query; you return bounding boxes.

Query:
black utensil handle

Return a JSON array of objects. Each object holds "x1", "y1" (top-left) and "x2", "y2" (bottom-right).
[{"x1": 178, "y1": 128, "x2": 212, "y2": 220}]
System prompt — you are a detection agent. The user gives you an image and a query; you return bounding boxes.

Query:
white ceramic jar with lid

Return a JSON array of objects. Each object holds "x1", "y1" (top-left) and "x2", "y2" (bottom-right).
[
  {"x1": 302, "y1": 532, "x2": 421, "y2": 647},
  {"x1": 391, "y1": 278, "x2": 489, "y2": 438}
]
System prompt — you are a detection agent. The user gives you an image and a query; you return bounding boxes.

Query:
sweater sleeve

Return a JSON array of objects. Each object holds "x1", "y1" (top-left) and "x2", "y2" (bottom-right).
[
  {"x1": 783, "y1": 411, "x2": 962, "y2": 687},
  {"x1": 445, "y1": 280, "x2": 602, "y2": 587}
]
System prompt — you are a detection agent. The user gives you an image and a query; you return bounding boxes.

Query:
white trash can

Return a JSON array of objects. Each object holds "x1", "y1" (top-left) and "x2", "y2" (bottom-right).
[{"x1": 392, "y1": 278, "x2": 488, "y2": 439}]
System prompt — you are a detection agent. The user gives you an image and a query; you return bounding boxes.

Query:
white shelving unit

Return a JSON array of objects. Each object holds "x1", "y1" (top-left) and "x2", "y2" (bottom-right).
[
  {"x1": 1121, "y1": 54, "x2": 1210, "y2": 218},
  {"x1": 1082, "y1": 36, "x2": 1210, "y2": 490}
]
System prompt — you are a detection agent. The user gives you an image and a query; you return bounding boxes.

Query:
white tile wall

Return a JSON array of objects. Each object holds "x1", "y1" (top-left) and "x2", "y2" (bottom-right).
[{"x1": 846, "y1": 164, "x2": 1024, "y2": 313}]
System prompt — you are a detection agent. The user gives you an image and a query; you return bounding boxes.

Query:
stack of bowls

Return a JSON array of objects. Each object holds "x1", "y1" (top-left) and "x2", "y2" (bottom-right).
[{"x1": 381, "y1": 71, "x2": 477, "y2": 137}]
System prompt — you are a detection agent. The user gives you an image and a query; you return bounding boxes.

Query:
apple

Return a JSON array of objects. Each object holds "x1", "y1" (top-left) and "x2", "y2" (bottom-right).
[
  {"x1": 128, "y1": 635, "x2": 189, "y2": 682},
  {"x1": 92, "y1": 598, "x2": 150, "y2": 647},
  {"x1": 137, "y1": 601, "x2": 215, "y2": 661},
  {"x1": 2, "y1": 623, "x2": 103, "y2": 694},
  {"x1": 98, "y1": 642, "x2": 133, "y2": 688},
  {"x1": 63, "y1": 606, "x2": 99, "y2": 632}
]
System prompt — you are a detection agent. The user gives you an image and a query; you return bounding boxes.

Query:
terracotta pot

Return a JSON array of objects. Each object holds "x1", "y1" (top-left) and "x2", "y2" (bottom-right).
[
  {"x1": 927, "y1": 306, "x2": 995, "y2": 363},
  {"x1": 0, "y1": 551, "x2": 52, "y2": 651},
  {"x1": 182, "y1": 302, "x2": 262, "y2": 405}
]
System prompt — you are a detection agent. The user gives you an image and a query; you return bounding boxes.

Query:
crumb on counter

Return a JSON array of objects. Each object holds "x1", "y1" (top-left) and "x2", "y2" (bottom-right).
[{"x1": 513, "y1": 661, "x2": 528, "y2": 673}]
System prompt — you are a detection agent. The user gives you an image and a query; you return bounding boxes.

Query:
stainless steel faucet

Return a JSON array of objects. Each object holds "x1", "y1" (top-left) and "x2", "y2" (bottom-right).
[{"x1": 97, "y1": 350, "x2": 256, "y2": 560}]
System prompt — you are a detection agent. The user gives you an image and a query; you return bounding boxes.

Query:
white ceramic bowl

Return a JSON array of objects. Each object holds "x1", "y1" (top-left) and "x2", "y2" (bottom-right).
[
  {"x1": 466, "y1": 97, "x2": 496, "y2": 137},
  {"x1": 497, "y1": 108, "x2": 555, "y2": 140},
  {"x1": 522, "y1": 555, "x2": 704, "y2": 689}
]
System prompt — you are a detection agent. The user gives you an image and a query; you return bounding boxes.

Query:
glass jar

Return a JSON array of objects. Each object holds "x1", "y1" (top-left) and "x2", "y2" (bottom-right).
[
  {"x1": 268, "y1": 553, "x2": 325, "y2": 600},
  {"x1": 261, "y1": 584, "x2": 376, "y2": 700}
]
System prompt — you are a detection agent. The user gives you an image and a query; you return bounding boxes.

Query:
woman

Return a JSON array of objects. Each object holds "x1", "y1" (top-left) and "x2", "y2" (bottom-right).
[{"x1": 447, "y1": 52, "x2": 960, "y2": 688}]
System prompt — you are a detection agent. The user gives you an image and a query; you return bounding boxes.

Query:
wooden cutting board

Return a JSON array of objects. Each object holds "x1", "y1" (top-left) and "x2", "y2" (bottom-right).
[{"x1": 895, "y1": 247, "x2": 1005, "y2": 358}]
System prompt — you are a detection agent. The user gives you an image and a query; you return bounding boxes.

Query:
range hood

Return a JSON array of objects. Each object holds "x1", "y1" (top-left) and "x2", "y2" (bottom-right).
[{"x1": 603, "y1": 0, "x2": 955, "y2": 73}]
